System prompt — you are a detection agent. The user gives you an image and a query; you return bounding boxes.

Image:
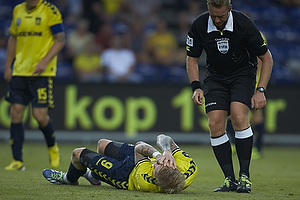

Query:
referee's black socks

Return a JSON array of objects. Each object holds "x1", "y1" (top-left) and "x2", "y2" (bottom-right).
[
  {"x1": 235, "y1": 127, "x2": 253, "y2": 178},
  {"x1": 211, "y1": 133, "x2": 236, "y2": 180}
]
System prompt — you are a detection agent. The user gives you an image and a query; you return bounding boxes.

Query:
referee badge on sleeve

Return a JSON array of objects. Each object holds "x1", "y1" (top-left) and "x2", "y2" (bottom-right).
[
  {"x1": 216, "y1": 38, "x2": 229, "y2": 54},
  {"x1": 186, "y1": 35, "x2": 193, "y2": 47}
]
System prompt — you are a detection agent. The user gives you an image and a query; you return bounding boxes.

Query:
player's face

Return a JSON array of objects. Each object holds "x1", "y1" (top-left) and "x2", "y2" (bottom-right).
[
  {"x1": 208, "y1": 4, "x2": 232, "y2": 29},
  {"x1": 26, "y1": 0, "x2": 40, "y2": 9}
]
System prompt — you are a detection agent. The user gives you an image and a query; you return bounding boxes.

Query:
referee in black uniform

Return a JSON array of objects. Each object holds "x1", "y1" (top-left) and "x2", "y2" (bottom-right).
[{"x1": 186, "y1": 0, "x2": 273, "y2": 193}]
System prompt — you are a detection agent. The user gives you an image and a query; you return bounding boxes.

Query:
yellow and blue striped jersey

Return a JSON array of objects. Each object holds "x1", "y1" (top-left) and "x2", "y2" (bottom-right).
[
  {"x1": 9, "y1": 0, "x2": 64, "y2": 76},
  {"x1": 128, "y1": 149, "x2": 198, "y2": 192}
]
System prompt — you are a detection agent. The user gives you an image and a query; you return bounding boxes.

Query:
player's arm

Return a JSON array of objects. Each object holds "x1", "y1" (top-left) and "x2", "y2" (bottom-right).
[
  {"x1": 4, "y1": 35, "x2": 16, "y2": 82},
  {"x1": 251, "y1": 50, "x2": 273, "y2": 109},
  {"x1": 256, "y1": 50, "x2": 273, "y2": 91},
  {"x1": 186, "y1": 56, "x2": 204, "y2": 106},
  {"x1": 257, "y1": 57, "x2": 262, "y2": 73},
  {"x1": 33, "y1": 31, "x2": 66, "y2": 75},
  {"x1": 134, "y1": 141, "x2": 162, "y2": 164},
  {"x1": 156, "y1": 134, "x2": 178, "y2": 169},
  {"x1": 156, "y1": 134, "x2": 179, "y2": 152}
]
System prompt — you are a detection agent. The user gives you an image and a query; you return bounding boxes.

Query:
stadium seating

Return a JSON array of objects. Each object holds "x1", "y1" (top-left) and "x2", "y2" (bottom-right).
[{"x1": 0, "y1": 0, "x2": 299, "y2": 84}]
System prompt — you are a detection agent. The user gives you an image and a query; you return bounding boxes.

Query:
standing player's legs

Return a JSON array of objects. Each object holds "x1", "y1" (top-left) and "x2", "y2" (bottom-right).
[
  {"x1": 230, "y1": 102, "x2": 253, "y2": 193},
  {"x1": 32, "y1": 107, "x2": 60, "y2": 168},
  {"x1": 5, "y1": 103, "x2": 27, "y2": 170},
  {"x1": 30, "y1": 77, "x2": 60, "y2": 168},
  {"x1": 4, "y1": 77, "x2": 29, "y2": 171},
  {"x1": 230, "y1": 102, "x2": 253, "y2": 176},
  {"x1": 230, "y1": 76, "x2": 255, "y2": 193},
  {"x1": 204, "y1": 79, "x2": 237, "y2": 192},
  {"x1": 208, "y1": 110, "x2": 237, "y2": 192}
]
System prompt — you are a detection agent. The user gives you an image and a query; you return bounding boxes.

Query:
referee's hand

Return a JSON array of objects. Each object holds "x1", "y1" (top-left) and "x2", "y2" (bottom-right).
[
  {"x1": 251, "y1": 92, "x2": 266, "y2": 109},
  {"x1": 192, "y1": 89, "x2": 204, "y2": 106}
]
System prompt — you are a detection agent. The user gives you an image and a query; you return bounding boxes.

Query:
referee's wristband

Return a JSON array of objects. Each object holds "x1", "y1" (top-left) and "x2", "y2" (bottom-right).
[
  {"x1": 191, "y1": 81, "x2": 202, "y2": 92},
  {"x1": 152, "y1": 152, "x2": 162, "y2": 158}
]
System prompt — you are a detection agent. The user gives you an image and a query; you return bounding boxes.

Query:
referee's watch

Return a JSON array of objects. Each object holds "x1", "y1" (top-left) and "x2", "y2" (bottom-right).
[{"x1": 256, "y1": 87, "x2": 266, "y2": 93}]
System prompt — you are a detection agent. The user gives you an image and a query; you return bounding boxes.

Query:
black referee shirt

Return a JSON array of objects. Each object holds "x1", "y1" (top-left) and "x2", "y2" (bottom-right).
[{"x1": 186, "y1": 10, "x2": 268, "y2": 79}]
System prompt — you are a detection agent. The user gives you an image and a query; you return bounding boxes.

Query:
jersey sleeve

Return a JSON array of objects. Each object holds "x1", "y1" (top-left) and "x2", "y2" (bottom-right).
[
  {"x1": 261, "y1": 32, "x2": 268, "y2": 45},
  {"x1": 131, "y1": 160, "x2": 163, "y2": 192},
  {"x1": 173, "y1": 149, "x2": 198, "y2": 189},
  {"x1": 186, "y1": 20, "x2": 203, "y2": 58},
  {"x1": 245, "y1": 19, "x2": 268, "y2": 56},
  {"x1": 9, "y1": 6, "x2": 18, "y2": 36},
  {"x1": 47, "y1": 4, "x2": 64, "y2": 35}
]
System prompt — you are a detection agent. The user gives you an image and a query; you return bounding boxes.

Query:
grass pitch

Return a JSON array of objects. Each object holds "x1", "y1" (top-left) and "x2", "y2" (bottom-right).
[{"x1": 0, "y1": 141, "x2": 299, "y2": 200}]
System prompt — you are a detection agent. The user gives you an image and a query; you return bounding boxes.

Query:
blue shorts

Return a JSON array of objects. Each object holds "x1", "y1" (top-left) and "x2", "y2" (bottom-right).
[
  {"x1": 80, "y1": 143, "x2": 135, "y2": 189},
  {"x1": 5, "y1": 76, "x2": 55, "y2": 109},
  {"x1": 203, "y1": 76, "x2": 256, "y2": 113}
]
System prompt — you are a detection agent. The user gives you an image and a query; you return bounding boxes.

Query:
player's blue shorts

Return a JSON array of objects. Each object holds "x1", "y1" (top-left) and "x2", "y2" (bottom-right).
[
  {"x1": 80, "y1": 143, "x2": 135, "y2": 189},
  {"x1": 5, "y1": 76, "x2": 55, "y2": 109}
]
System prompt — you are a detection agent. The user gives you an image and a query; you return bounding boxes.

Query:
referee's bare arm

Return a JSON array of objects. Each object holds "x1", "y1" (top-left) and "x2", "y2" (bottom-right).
[
  {"x1": 186, "y1": 56, "x2": 204, "y2": 106},
  {"x1": 256, "y1": 50, "x2": 273, "y2": 91},
  {"x1": 251, "y1": 50, "x2": 273, "y2": 109}
]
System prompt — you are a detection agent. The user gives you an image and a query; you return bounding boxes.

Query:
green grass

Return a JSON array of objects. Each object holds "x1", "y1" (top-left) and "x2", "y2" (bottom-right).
[{"x1": 0, "y1": 142, "x2": 299, "y2": 200}]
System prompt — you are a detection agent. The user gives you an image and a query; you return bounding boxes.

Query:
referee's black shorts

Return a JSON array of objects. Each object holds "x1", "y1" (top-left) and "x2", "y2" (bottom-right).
[{"x1": 203, "y1": 76, "x2": 256, "y2": 114}]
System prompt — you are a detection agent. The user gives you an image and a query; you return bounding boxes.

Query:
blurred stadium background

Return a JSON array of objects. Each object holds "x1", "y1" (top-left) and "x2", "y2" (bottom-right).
[{"x1": 0, "y1": 0, "x2": 300, "y2": 145}]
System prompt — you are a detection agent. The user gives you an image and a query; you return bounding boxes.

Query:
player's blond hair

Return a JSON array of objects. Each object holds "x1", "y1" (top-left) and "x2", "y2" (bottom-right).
[
  {"x1": 155, "y1": 166, "x2": 185, "y2": 194},
  {"x1": 207, "y1": 0, "x2": 231, "y2": 9}
]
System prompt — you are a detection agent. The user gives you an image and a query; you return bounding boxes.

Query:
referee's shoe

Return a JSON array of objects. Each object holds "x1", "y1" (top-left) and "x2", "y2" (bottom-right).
[
  {"x1": 237, "y1": 173, "x2": 252, "y2": 193},
  {"x1": 214, "y1": 176, "x2": 238, "y2": 192}
]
